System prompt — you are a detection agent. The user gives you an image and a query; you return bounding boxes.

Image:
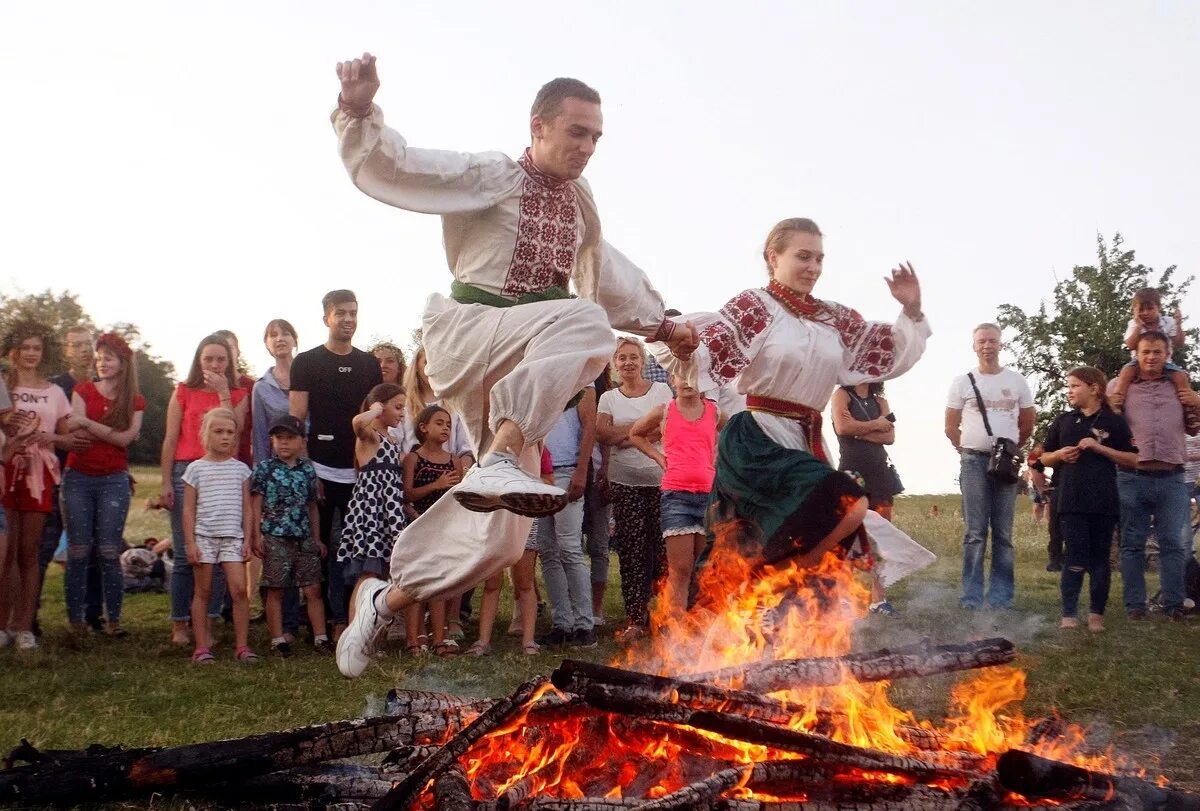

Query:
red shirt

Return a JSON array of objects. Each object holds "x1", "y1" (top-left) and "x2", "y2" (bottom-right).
[
  {"x1": 174, "y1": 383, "x2": 249, "y2": 461},
  {"x1": 236, "y1": 374, "x2": 255, "y2": 466},
  {"x1": 66, "y1": 382, "x2": 146, "y2": 476}
]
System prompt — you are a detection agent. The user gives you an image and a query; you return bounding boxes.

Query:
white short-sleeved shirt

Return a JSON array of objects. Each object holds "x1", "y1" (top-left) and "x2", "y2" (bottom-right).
[
  {"x1": 183, "y1": 457, "x2": 251, "y2": 538},
  {"x1": 946, "y1": 368, "x2": 1034, "y2": 452},
  {"x1": 598, "y1": 382, "x2": 673, "y2": 487}
]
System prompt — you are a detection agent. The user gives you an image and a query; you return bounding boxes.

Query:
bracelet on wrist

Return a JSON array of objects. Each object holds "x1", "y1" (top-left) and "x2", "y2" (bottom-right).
[{"x1": 337, "y1": 94, "x2": 374, "y2": 119}]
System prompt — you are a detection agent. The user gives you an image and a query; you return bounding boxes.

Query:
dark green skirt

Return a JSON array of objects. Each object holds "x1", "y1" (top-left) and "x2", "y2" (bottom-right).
[{"x1": 707, "y1": 411, "x2": 864, "y2": 566}]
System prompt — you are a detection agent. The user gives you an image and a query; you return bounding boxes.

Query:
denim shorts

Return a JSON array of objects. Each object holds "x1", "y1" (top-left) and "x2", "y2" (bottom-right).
[{"x1": 660, "y1": 489, "x2": 709, "y2": 537}]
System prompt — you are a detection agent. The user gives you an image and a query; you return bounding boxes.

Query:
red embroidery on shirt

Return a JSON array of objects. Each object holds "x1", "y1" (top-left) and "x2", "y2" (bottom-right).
[{"x1": 504, "y1": 150, "x2": 579, "y2": 296}]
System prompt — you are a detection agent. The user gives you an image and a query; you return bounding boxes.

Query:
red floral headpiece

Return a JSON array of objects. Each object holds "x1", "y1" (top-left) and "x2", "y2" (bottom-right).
[{"x1": 95, "y1": 332, "x2": 133, "y2": 361}]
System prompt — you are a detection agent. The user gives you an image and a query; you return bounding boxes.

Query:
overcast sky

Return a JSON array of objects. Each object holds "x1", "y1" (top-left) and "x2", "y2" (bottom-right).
[{"x1": 3, "y1": 0, "x2": 1196, "y2": 493}]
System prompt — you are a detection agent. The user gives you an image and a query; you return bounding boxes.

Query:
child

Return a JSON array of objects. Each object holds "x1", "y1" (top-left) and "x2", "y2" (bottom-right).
[
  {"x1": 1040, "y1": 367, "x2": 1138, "y2": 632},
  {"x1": 1110, "y1": 288, "x2": 1193, "y2": 419},
  {"x1": 250, "y1": 414, "x2": 330, "y2": 657},
  {"x1": 401, "y1": 404, "x2": 464, "y2": 655},
  {"x1": 629, "y1": 374, "x2": 720, "y2": 627},
  {"x1": 183, "y1": 408, "x2": 256, "y2": 663},
  {"x1": 1026, "y1": 442, "x2": 1048, "y2": 522},
  {"x1": 339, "y1": 384, "x2": 409, "y2": 620}
]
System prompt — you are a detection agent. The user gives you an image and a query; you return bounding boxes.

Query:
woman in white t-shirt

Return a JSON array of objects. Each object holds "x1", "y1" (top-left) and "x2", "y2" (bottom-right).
[
  {"x1": 597, "y1": 337, "x2": 672, "y2": 640},
  {"x1": 1, "y1": 325, "x2": 71, "y2": 650}
]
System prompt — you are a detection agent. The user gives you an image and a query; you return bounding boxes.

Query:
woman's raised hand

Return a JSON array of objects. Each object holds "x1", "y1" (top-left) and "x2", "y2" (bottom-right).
[{"x1": 884, "y1": 262, "x2": 922, "y2": 319}]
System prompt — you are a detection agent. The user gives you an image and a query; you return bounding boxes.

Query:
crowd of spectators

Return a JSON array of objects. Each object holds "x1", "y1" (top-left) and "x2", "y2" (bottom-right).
[{"x1": 1, "y1": 284, "x2": 1197, "y2": 659}]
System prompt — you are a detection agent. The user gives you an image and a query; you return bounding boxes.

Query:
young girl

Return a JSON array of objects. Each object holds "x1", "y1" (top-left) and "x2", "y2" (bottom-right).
[
  {"x1": 339, "y1": 384, "x2": 408, "y2": 594},
  {"x1": 1040, "y1": 367, "x2": 1138, "y2": 632},
  {"x1": 1, "y1": 324, "x2": 70, "y2": 651},
  {"x1": 629, "y1": 374, "x2": 720, "y2": 626},
  {"x1": 183, "y1": 408, "x2": 256, "y2": 663},
  {"x1": 402, "y1": 405, "x2": 464, "y2": 655},
  {"x1": 63, "y1": 332, "x2": 145, "y2": 637},
  {"x1": 401, "y1": 347, "x2": 476, "y2": 640}
]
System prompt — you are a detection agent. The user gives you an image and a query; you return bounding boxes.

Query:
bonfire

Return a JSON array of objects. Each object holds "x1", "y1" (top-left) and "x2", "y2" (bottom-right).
[{"x1": 1, "y1": 534, "x2": 1193, "y2": 810}]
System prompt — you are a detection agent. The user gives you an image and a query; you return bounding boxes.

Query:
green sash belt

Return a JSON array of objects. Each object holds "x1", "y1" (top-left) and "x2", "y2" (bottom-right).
[
  {"x1": 450, "y1": 280, "x2": 574, "y2": 308},
  {"x1": 449, "y1": 280, "x2": 583, "y2": 412}
]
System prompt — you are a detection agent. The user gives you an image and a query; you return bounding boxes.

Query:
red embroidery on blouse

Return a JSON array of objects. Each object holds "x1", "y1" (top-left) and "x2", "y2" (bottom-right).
[
  {"x1": 698, "y1": 291, "x2": 773, "y2": 385},
  {"x1": 848, "y1": 322, "x2": 896, "y2": 377},
  {"x1": 764, "y1": 279, "x2": 898, "y2": 376},
  {"x1": 504, "y1": 150, "x2": 579, "y2": 296},
  {"x1": 701, "y1": 322, "x2": 751, "y2": 384},
  {"x1": 719, "y1": 290, "x2": 773, "y2": 346}
]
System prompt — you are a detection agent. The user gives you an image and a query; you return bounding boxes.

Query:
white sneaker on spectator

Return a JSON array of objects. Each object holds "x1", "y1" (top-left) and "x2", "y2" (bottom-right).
[
  {"x1": 15, "y1": 632, "x2": 37, "y2": 651},
  {"x1": 454, "y1": 453, "x2": 566, "y2": 517},
  {"x1": 336, "y1": 580, "x2": 391, "y2": 679}
]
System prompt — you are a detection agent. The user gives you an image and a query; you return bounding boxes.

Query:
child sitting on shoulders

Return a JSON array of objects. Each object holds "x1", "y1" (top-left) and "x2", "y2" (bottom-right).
[
  {"x1": 183, "y1": 408, "x2": 256, "y2": 664},
  {"x1": 1110, "y1": 288, "x2": 1193, "y2": 422},
  {"x1": 250, "y1": 414, "x2": 330, "y2": 658}
]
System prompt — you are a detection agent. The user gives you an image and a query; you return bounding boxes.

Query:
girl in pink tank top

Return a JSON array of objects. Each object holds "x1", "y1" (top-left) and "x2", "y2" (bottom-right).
[{"x1": 629, "y1": 376, "x2": 721, "y2": 626}]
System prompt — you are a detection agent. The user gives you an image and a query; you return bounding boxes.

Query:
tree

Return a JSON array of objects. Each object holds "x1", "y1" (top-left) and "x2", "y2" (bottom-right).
[
  {"x1": 996, "y1": 234, "x2": 1195, "y2": 439},
  {"x1": 0, "y1": 291, "x2": 176, "y2": 466}
]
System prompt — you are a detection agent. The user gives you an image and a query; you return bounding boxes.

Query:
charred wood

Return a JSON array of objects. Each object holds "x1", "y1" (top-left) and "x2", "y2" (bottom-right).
[
  {"x1": 580, "y1": 684, "x2": 979, "y2": 781},
  {"x1": 434, "y1": 764, "x2": 473, "y2": 811},
  {"x1": 373, "y1": 675, "x2": 549, "y2": 811},
  {"x1": 0, "y1": 707, "x2": 478, "y2": 805},
  {"x1": 688, "y1": 638, "x2": 1017, "y2": 691},
  {"x1": 997, "y1": 749, "x2": 1200, "y2": 810}
]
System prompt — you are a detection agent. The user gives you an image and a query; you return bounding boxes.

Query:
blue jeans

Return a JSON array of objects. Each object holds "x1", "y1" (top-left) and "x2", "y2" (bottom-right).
[
  {"x1": 959, "y1": 452, "x2": 1017, "y2": 609},
  {"x1": 37, "y1": 484, "x2": 102, "y2": 626},
  {"x1": 582, "y1": 462, "x2": 610, "y2": 587},
  {"x1": 1117, "y1": 469, "x2": 1190, "y2": 612},
  {"x1": 538, "y1": 467, "x2": 593, "y2": 633},
  {"x1": 61, "y1": 469, "x2": 129, "y2": 624},
  {"x1": 168, "y1": 461, "x2": 226, "y2": 622}
]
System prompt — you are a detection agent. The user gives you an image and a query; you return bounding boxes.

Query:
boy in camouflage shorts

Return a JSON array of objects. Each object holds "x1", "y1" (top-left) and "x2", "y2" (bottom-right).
[{"x1": 250, "y1": 415, "x2": 330, "y2": 657}]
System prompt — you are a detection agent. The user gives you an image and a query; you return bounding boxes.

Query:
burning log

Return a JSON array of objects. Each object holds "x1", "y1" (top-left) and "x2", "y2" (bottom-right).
[
  {"x1": 630, "y1": 762, "x2": 830, "y2": 811},
  {"x1": 211, "y1": 763, "x2": 395, "y2": 804},
  {"x1": 433, "y1": 764, "x2": 473, "y2": 811},
  {"x1": 687, "y1": 638, "x2": 1017, "y2": 692},
  {"x1": 553, "y1": 661, "x2": 970, "y2": 762},
  {"x1": 580, "y1": 683, "x2": 981, "y2": 781},
  {"x1": 0, "y1": 704, "x2": 480, "y2": 806},
  {"x1": 373, "y1": 675, "x2": 550, "y2": 811},
  {"x1": 497, "y1": 776, "x2": 537, "y2": 811},
  {"x1": 996, "y1": 750, "x2": 1200, "y2": 811}
]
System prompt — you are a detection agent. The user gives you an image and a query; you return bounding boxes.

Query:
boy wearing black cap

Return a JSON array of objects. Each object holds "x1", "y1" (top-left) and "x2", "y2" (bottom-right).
[{"x1": 249, "y1": 415, "x2": 330, "y2": 656}]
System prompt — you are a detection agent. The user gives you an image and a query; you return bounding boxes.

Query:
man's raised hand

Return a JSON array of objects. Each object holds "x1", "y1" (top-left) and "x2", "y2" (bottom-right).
[{"x1": 336, "y1": 52, "x2": 380, "y2": 114}]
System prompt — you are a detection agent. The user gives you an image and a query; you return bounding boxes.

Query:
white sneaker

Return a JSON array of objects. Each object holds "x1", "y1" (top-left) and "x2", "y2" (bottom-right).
[
  {"x1": 336, "y1": 580, "x2": 391, "y2": 679},
  {"x1": 15, "y1": 632, "x2": 38, "y2": 651},
  {"x1": 454, "y1": 454, "x2": 567, "y2": 517},
  {"x1": 0, "y1": 630, "x2": 10, "y2": 648}
]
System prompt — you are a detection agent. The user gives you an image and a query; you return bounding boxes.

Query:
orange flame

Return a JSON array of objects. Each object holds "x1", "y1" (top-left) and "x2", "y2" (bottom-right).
[{"x1": 450, "y1": 520, "x2": 1152, "y2": 800}]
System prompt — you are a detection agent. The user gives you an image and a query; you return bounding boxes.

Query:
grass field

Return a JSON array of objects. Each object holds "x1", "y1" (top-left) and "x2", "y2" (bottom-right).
[{"x1": 2, "y1": 466, "x2": 1199, "y2": 787}]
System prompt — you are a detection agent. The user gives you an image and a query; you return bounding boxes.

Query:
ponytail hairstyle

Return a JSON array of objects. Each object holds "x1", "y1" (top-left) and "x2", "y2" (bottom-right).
[
  {"x1": 414, "y1": 404, "x2": 450, "y2": 445},
  {"x1": 94, "y1": 332, "x2": 140, "y2": 430},
  {"x1": 1065, "y1": 366, "x2": 1111, "y2": 411}
]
